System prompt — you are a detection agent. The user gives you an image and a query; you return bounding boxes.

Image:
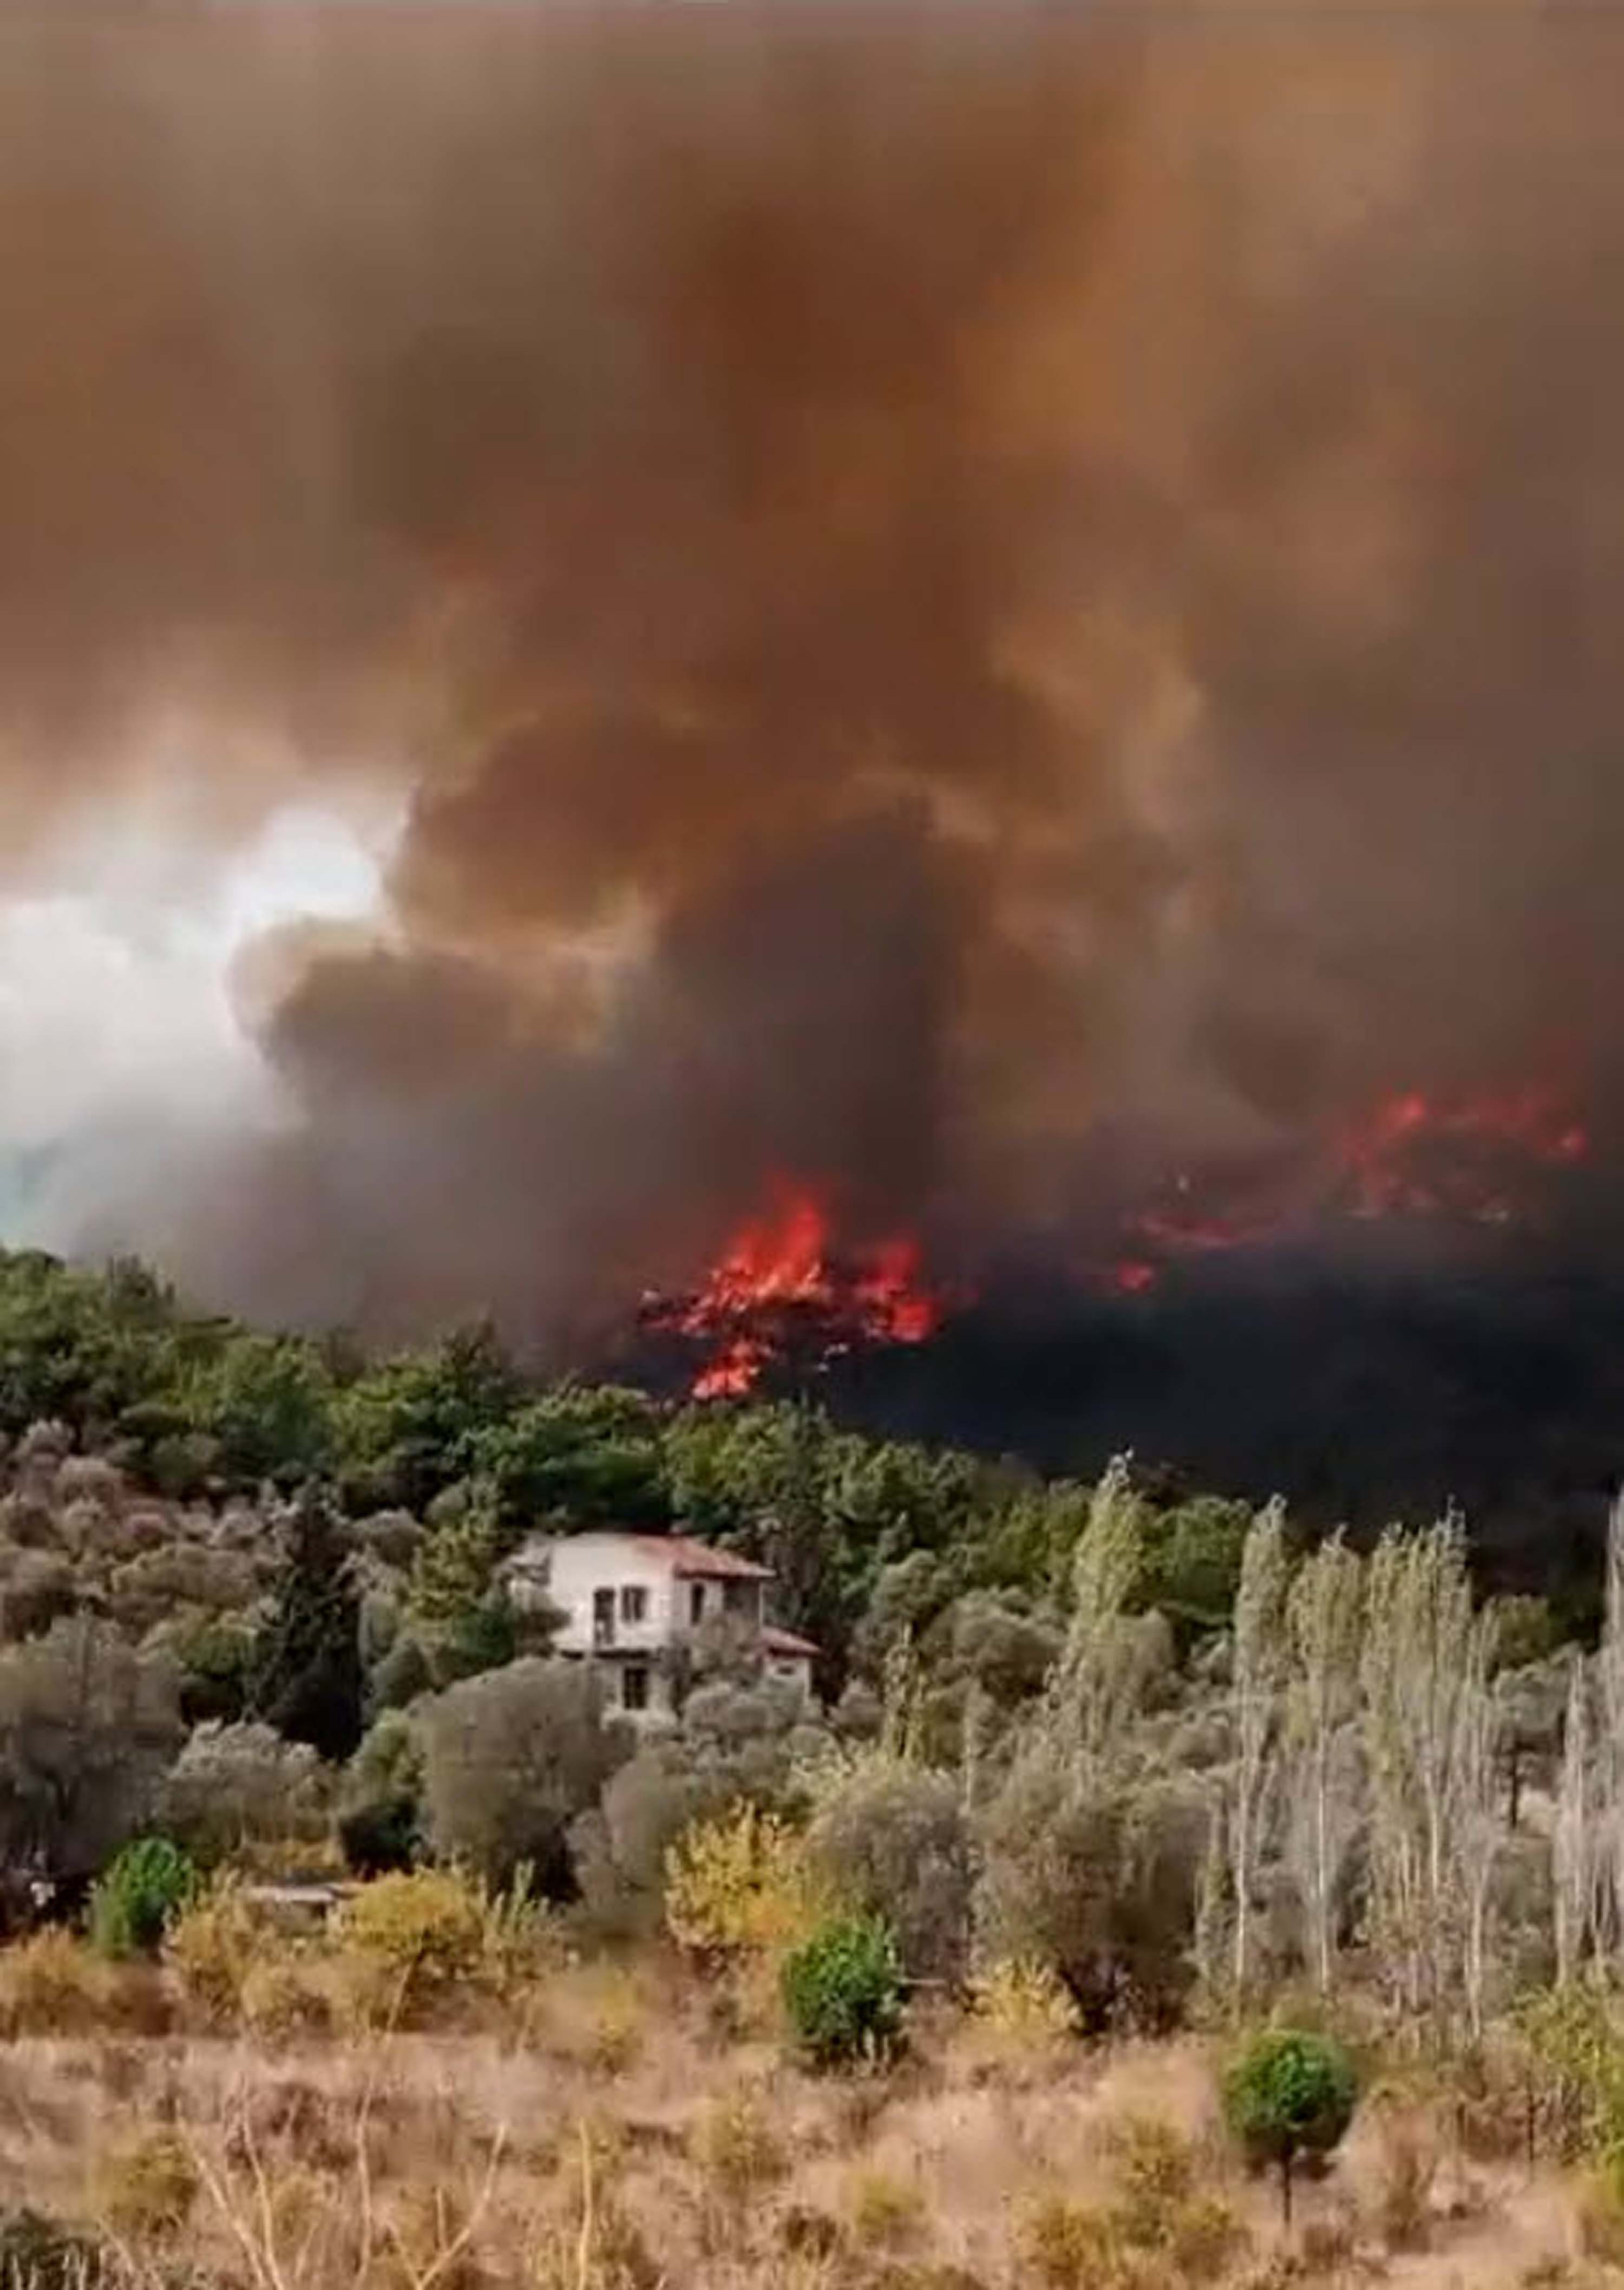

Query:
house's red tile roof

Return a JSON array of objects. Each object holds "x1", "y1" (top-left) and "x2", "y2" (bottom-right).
[
  {"x1": 628, "y1": 1534, "x2": 774, "y2": 1581},
  {"x1": 762, "y1": 1623, "x2": 820, "y2": 1660}
]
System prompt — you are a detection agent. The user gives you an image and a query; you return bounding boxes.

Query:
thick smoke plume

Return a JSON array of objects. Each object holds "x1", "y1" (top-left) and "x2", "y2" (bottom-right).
[{"x1": 3, "y1": 9, "x2": 1624, "y2": 1358}]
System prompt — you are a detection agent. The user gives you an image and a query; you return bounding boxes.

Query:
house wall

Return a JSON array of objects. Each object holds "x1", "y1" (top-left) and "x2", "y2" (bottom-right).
[
  {"x1": 605, "y1": 1658, "x2": 676, "y2": 1725},
  {"x1": 507, "y1": 1532, "x2": 677, "y2": 1656},
  {"x1": 504, "y1": 1532, "x2": 794, "y2": 1724}
]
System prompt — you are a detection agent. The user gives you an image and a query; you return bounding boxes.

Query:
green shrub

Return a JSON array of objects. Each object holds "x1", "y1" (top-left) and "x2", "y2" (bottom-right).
[
  {"x1": 781, "y1": 1913, "x2": 903, "y2": 2069},
  {"x1": 1223, "y1": 2027, "x2": 1357, "y2": 2225},
  {"x1": 89, "y1": 1836, "x2": 199, "y2": 1958}
]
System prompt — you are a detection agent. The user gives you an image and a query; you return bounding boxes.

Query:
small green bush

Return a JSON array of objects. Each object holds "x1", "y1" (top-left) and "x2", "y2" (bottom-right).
[
  {"x1": 89, "y1": 1837, "x2": 199, "y2": 1959},
  {"x1": 781, "y1": 1913, "x2": 903, "y2": 2069},
  {"x1": 1223, "y1": 2027, "x2": 1357, "y2": 2225}
]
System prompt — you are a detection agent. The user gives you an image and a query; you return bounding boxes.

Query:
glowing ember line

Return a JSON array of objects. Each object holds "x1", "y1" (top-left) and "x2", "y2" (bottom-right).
[{"x1": 1089, "y1": 1075, "x2": 1590, "y2": 1297}]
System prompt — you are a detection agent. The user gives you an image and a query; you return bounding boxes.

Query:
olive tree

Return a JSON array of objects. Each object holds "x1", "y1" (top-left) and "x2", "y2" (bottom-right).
[
  {"x1": 0, "y1": 1616, "x2": 182, "y2": 1878},
  {"x1": 158, "y1": 1719, "x2": 326, "y2": 1864},
  {"x1": 414, "y1": 1657, "x2": 631, "y2": 1890},
  {"x1": 807, "y1": 1753, "x2": 975, "y2": 1982}
]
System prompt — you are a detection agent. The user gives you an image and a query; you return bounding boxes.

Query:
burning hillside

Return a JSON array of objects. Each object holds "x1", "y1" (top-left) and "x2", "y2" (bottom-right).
[{"x1": 634, "y1": 1075, "x2": 1596, "y2": 1400}]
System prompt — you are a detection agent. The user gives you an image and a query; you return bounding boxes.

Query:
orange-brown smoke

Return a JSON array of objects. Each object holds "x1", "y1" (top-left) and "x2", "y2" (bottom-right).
[{"x1": 5, "y1": 7, "x2": 1624, "y2": 1344}]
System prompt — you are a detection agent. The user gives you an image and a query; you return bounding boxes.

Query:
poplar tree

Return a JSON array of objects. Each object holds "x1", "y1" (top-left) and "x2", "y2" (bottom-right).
[
  {"x1": 1284, "y1": 1531, "x2": 1363, "y2": 1993},
  {"x1": 1044, "y1": 1454, "x2": 1152, "y2": 1774},
  {"x1": 1229, "y1": 1500, "x2": 1289, "y2": 1999},
  {"x1": 1360, "y1": 1515, "x2": 1495, "y2": 2024},
  {"x1": 1554, "y1": 1655, "x2": 1595, "y2": 1986},
  {"x1": 1599, "y1": 1494, "x2": 1624, "y2": 1961},
  {"x1": 1456, "y1": 1607, "x2": 1502, "y2": 2037}
]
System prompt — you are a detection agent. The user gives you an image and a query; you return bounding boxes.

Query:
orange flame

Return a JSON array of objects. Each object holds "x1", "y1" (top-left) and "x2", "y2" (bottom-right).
[{"x1": 647, "y1": 1177, "x2": 947, "y2": 1397}]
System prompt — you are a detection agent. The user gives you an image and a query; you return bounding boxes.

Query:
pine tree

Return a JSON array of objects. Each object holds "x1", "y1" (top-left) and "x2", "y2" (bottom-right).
[
  {"x1": 246, "y1": 1483, "x2": 363, "y2": 1760},
  {"x1": 407, "y1": 1487, "x2": 538, "y2": 1685},
  {"x1": 755, "y1": 1400, "x2": 837, "y2": 1654}
]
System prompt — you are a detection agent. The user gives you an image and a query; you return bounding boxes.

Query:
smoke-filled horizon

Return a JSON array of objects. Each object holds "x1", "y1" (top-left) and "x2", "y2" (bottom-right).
[{"x1": 4, "y1": 8, "x2": 1624, "y2": 1353}]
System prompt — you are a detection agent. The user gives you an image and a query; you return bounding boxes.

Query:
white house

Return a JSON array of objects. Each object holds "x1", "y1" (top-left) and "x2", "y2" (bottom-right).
[{"x1": 504, "y1": 1529, "x2": 818, "y2": 1723}]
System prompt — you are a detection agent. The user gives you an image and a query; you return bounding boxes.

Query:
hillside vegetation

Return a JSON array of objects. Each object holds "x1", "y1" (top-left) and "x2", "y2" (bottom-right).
[{"x1": 0, "y1": 1245, "x2": 1619, "y2": 2284}]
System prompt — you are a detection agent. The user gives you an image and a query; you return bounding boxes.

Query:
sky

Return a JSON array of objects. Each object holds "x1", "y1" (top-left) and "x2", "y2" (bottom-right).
[{"x1": 0, "y1": 795, "x2": 393, "y2": 1223}]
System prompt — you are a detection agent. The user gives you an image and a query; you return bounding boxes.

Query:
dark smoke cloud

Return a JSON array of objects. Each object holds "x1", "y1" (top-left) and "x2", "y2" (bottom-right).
[{"x1": 4, "y1": 8, "x2": 1624, "y2": 1348}]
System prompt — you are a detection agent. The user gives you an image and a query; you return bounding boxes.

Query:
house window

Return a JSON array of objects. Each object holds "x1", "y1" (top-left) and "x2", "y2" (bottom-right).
[
  {"x1": 621, "y1": 1664, "x2": 650, "y2": 1713},
  {"x1": 689, "y1": 1582, "x2": 706, "y2": 1626},
  {"x1": 620, "y1": 1585, "x2": 647, "y2": 1624},
  {"x1": 592, "y1": 1588, "x2": 615, "y2": 1648},
  {"x1": 722, "y1": 1579, "x2": 757, "y2": 1618}
]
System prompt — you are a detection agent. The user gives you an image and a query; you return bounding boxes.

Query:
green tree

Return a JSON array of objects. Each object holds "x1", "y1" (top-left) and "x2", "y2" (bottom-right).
[
  {"x1": 246, "y1": 1484, "x2": 363, "y2": 1759},
  {"x1": 1223, "y1": 2028, "x2": 1357, "y2": 2226},
  {"x1": 179, "y1": 1334, "x2": 335, "y2": 1487},
  {"x1": 405, "y1": 1488, "x2": 552, "y2": 1686},
  {"x1": 467, "y1": 1384, "x2": 668, "y2": 1532},
  {"x1": 1142, "y1": 1495, "x2": 1253, "y2": 1632},
  {"x1": 665, "y1": 1401, "x2": 844, "y2": 1661},
  {"x1": 333, "y1": 1321, "x2": 521, "y2": 1512},
  {"x1": 0, "y1": 1253, "x2": 167, "y2": 1439}
]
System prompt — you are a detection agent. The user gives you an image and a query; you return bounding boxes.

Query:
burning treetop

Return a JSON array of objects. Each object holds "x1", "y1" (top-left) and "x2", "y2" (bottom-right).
[{"x1": 640, "y1": 1178, "x2": 946, "y2": 1399}]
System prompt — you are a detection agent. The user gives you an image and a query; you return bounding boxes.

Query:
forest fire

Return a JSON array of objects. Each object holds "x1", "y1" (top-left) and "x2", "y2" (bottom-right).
[
  {"x1": 641, "y1": 1179, "x2": 949, "y2": 1398},
  {"x1": 648, "y1": 1081, "x2": 1595, "y2": 1384},
  {"x1": 1093, "y1": 1080, "x2": 1592, "y2": 1297},
  {"x1": 1333, "y1": 1085, "x2": 1589, "y2": 1220}
]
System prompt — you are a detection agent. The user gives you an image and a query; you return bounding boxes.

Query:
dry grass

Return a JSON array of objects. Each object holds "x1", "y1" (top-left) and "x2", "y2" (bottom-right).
[{"x1": 0, "y1": 1916, "x2": 1595, "y2": 2290}]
